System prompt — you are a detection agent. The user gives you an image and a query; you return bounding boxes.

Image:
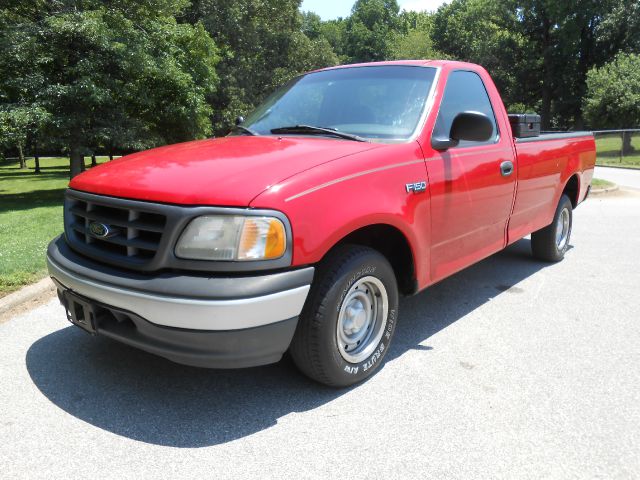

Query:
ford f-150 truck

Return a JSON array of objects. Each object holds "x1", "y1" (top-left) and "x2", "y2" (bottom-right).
[{"x1": 47, "y1": 60, "x2": 595, "y2": 386}]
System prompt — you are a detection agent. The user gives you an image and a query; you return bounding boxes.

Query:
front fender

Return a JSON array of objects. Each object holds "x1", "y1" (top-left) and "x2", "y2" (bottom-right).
[{"x1": 250, "y1": 142, "x2": 432, "y2": 289}]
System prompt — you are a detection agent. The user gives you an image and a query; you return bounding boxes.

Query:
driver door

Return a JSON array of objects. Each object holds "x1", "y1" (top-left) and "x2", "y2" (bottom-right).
[{"x1": 426, "y1": 70, "x2": 517, "y2": 282}]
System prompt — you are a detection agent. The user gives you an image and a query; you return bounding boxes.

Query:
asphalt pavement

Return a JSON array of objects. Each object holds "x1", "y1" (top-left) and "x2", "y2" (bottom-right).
[{"x1": 1, "y1": 190, "x2": 639, "y2": 479}]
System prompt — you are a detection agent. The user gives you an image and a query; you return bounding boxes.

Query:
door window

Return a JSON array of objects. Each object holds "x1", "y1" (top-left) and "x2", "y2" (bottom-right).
[{"x1": 433, "y1": 70, "x2": 498, "y2": 147}]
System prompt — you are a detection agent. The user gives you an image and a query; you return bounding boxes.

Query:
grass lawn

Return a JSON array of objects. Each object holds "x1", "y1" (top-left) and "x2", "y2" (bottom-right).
[
  {"x1": 0, "y1": 156, "x2": 109, "y2": 297},
  {"x1": 591, "y1": 178, "x2": 615, "y2": 189},
  {"x1": 595, "y1": 133, "x2": 640, "y2": 168}
]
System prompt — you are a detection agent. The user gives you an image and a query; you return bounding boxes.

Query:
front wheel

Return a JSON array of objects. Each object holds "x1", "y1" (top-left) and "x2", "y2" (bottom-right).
[
  {"x1": 289, "y1": 245, "x2": 399, "y2": 387},
  {"x1": 531, "y1": 194, "x2": 573, "y2": 262}
]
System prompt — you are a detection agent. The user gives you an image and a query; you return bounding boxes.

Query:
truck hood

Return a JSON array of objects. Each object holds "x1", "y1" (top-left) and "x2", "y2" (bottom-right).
[{"x1": 70, "y1": 136, "x2": 382, "y2": 206}]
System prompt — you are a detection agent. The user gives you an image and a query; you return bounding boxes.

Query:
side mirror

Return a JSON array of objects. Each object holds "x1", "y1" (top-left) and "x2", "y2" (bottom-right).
[
  {"x1": 431, "y1": 111, "x2": 494, "y2": 151},
  {"x1": 235, "y1": 116, "x2": 245, "y2": 126}
]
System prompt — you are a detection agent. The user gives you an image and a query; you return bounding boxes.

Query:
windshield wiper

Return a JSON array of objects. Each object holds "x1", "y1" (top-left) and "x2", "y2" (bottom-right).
[
  {"x1": 270, "y1": 125, "x2": 366, "y2": 142},
  {"x1": 231, "y1": 124, "x2": 259, "y2": 136}
]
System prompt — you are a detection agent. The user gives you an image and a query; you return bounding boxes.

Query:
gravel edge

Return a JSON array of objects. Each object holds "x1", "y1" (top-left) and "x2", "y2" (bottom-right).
[
  {"x1": 590, "y1": 183, "x2": 619, "y2": 196},
  {"x1": 0, "y1": 277, "x2": 56, "y2": 323}
]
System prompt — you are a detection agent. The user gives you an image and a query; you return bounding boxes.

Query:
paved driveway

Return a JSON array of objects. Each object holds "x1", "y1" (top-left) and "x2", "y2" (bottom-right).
[
  {"x1": 1, "y1": 191, "x2": 639, "y2": 479},
  {"x1": 595, "y1": 166, "x2": 640, "y2": 190}
]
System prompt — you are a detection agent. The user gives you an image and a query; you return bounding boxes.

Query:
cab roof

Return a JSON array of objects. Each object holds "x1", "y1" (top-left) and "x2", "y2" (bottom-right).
[{"x1": 313, "y1": 59, "x2": 482, "y2": 73}]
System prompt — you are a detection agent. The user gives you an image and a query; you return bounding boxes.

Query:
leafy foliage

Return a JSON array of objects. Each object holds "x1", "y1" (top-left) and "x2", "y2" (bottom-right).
[
  {"x1": 344, "y1": 0, "x2": 401, "y2": 62},
  {"x1": 186, "y1": 0, "x2": 338, "y2": 133},
  {"x1": 431, "y1": 0, "x2": 640, "y2": 129},
  {"x1": 0, "y1": 106, "x2": 49, "y2": 168},
  {"x1": 0, "y1": 0, "x2": 219, "y2": 175},
  {"x1": 432, "y1": 1, "x2": 541, "y2": 118},
  {"x1": 389, "y1": 11, "x2": 445, "y2": 60},
  {"x1": 1, "y1": 0, "x2": 639, "y2": 176},
  {"x1": 584, "y1": 53, "x2": 640, "y2": 129}
]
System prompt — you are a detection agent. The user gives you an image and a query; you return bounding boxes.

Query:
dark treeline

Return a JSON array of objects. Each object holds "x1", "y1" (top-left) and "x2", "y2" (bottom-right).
[{"x1": 1, "y1": 0, "x2": 639, "y2": 174}]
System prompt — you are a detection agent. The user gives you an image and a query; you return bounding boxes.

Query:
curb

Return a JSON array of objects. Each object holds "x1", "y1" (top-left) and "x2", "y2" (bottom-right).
[
  {"x1": 589, "y1": 184, "x2": 619, "y2": 196},
  {"x1": 0, "y1": 277, "x2": 56, "y2": 317}
]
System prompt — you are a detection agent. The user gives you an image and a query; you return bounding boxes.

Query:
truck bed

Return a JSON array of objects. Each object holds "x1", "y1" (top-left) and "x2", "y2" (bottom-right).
[
  {"x1": 508, "y1": 132, "x2": 596, "y2": 243},
  {"x1": 515, "y1": 131, "x2": 594, "y2": 143}
]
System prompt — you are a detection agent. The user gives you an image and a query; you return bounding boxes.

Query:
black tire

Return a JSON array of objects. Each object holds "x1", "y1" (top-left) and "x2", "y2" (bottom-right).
[
  {"x1": 290, "y1": 245, "x2": 399, "y2": 387},
  {"x1": 531, "y1": 194, "x2": 573, "y2": 262}
]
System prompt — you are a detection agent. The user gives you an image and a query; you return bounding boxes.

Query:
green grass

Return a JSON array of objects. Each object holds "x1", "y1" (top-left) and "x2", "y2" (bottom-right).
[
  {"x1": 591, "y1": 178, "x2": 615, "y2": 189},
  {"x1": 0, "y1": 156, "x2": 110, "y2": 296},
  {"x1": 595, "y1": 134, "x2": 640, "y2": 168}
]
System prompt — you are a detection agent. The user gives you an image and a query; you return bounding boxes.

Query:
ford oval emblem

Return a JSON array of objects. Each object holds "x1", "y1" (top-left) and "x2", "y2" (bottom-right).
[{"x1": 88, "y1": 222, "x2": 111, "y2": 238}]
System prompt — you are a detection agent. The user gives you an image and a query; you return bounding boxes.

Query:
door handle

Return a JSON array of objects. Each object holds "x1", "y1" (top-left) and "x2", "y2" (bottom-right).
[{"x1": 500, "y1": 160, "x2": 514, "y2": 177}]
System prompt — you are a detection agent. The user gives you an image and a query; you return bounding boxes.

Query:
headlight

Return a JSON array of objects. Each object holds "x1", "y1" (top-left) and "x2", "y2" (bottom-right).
[{"x1": 175, "y1": 215, "x2": 287, "y2": 261}]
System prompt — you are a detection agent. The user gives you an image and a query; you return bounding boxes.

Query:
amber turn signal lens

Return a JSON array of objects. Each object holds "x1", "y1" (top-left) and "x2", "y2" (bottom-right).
[
  {"x1": 238, "y1": 217, "x2": 286, "y2": 260},
  {"x1": 265, "y1": 218, "x2": 286, "y2": 259}
]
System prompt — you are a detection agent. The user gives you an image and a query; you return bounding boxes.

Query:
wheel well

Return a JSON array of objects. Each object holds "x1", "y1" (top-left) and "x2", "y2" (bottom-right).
[
  {"x1": 563, "y1": 175, "x2": 580, "y2": 208},
  {"x1": 331, "y1": 224, "x2": 417, "y2": 295}
]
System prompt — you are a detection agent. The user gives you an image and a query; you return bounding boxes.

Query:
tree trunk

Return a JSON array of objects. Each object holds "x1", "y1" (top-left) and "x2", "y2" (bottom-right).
[
  {"x1": 70, "y1": 145, "x2": 84, "y2": 178},
  {"x1": 622, "y1": 131, "x2": 635, "y2": 156},
  {"x1": 109, "y1": 150, "x2": 113, "y2": 161},
  {"x1": 574, "y1": 21, "x2": 595, "y2": 130},
  {"x1": 33, "y1": 137, "x2": 40, "y2": 174},
  {"x1": 91, "y1": 153, "x2": 97, "y2": 167},
  {"x1": 540, "y1": 15, "x2": 553, "y2": 131},
  {"x1": 18, "y1": 144, "x2": 27, "y2": 169}
]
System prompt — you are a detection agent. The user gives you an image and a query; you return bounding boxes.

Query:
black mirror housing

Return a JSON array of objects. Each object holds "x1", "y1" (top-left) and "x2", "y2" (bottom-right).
[
  {"x1": 431, "y1": 137, "x2": 459, "y2": 150},
  {"x1": 431, "y1": 111, "x2": 494, "y2": 151},
  {"x1": 450, "y1": 111, "x2": 493, "y2": 143}
]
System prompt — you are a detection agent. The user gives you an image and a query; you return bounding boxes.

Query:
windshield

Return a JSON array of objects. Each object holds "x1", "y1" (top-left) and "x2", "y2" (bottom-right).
[{"x1": 242, "y1": 66, "x2": 437, "y2": 142}]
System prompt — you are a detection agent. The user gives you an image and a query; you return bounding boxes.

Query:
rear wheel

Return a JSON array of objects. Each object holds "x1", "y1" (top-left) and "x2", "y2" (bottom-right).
[
  {"x1": 531, "y1": 194, "x2": 573, "y2": 262},
  {"x1": 289, "y1": 245, "x2": 399, "y2": 387}
]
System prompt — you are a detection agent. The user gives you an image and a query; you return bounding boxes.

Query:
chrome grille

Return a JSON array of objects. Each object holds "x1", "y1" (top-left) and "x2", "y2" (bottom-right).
[{"x1": 65, "y1": 193, "x2": 166, "y2": 266}]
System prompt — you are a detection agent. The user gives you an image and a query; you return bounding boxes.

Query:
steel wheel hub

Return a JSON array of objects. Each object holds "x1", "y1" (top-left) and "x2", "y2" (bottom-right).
[
  {"x1": 556, "y1": 207, "x2": 570, "y2": 250},
  {"x1": 336, "y1": 276, "x2": 388, "y2": 364}
]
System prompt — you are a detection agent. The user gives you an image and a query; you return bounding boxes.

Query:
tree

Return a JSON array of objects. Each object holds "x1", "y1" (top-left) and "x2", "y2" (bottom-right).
[
  {"x1": 0, "y1": 106, "x2": 48, "y2": 169},
  {"x1": 432, "y1": 0, "x2": 537, "y2": 116},
  {"x1": 0, "y1": 107, "x2": 31, "y2": 169},
  {"x1": 584, "y1": 53, "x2": 640, "y2": 153},
  {"x1": 1, "y1": 1, "x2": 219, "y2": 177},
  {"x1": 344, "y1": 0, "x2": 402, "y2": 62},
  {"x1": 301, "y1": 11, "x2": 323, "y2": 40},
  {"x1": 270, "y1": 32, "x2": 339, "y2": 88},
  {"x1": 596, "y1": 0, "x2": 640, "y2": 55},
  {"x1": 508, "y1": 0, "x2": 640, "y2": 128},
  {"x1": 432, "y1": 0, "x2": 640, "y2": 129},
  {"x1": 553, "y1": 0, "x2": 640, "y2": 128},
  {"x1": 319, "y1": 19, "x2": 348, "y2": 62},
  {"x1": 187, "y1": 1, "x2": 338, "y2": 134},
  {"x1": 389, "y1": 11, "x2": 445, "y2": 60},
  {"x1": 515, "y1": 0, "x2": 610, "y2": 129}
]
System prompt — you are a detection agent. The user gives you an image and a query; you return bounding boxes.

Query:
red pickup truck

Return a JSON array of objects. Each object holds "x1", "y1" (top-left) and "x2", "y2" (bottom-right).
[{"x1": 47, "y1": 60, "x2": 595, "y2": 386}]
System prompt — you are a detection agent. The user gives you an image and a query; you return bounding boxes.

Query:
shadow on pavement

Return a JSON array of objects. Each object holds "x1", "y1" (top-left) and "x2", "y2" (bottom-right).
[{"x1": 26, "y1": 238, "x2": 548, "y2": 448}]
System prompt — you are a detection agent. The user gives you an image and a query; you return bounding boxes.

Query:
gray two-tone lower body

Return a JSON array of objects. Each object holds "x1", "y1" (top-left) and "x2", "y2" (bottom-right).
[{"x1": 46, "y1": 236, "x2": 313, "y2": 368}]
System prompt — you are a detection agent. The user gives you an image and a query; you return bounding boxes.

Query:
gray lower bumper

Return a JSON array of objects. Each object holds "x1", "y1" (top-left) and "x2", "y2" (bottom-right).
[
  {"x1": 47, "y1": 236, "x2": 313, "y2": 331},
  {"x1": 46, "y1": 237, "x2": 314, "y2": 368},
  {"x1": 56, "y1": 288, "x2": 300, "y2": 369}
]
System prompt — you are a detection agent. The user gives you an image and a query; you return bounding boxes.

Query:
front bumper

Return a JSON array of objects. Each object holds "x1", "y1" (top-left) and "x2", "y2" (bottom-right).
[{"x1": 47, "y1": 236, "x2": 314, "y2": 368}]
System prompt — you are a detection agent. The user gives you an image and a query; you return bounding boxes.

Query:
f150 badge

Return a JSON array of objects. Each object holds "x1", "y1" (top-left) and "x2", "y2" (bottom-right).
[{"x1": 405, "y1": 181, "x2": 427, "y2": 193}]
